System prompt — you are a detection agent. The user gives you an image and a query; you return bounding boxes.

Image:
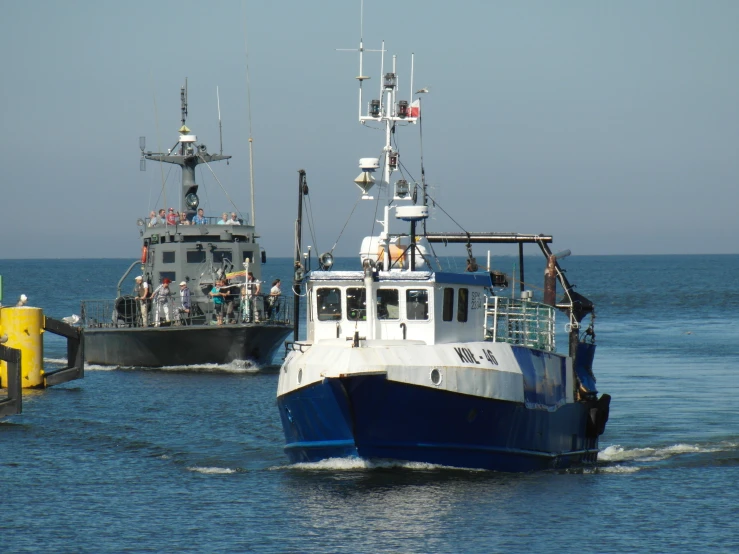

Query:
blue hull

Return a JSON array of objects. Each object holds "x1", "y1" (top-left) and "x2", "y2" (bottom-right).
[{"x1": 278, "y1": 375, "x2": 599, "y2": 472}]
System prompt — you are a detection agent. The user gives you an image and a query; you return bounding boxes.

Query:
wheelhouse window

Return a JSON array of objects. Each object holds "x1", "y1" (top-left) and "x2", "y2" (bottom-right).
[
  {"x1": 316, "y1": 288, "x2": 342, "y2": 321},
  {"x1": 406, "y1": 289, "x2": 429, "y2": 320},
  {"x1": 347, "y1": 288, "x2": 366, "y2": 321},
  {"x1": 457, "y1": 288, "x2": 468, "y2": 322},
  {"x1": 187, "y1": 250, "x2": 206, "y2": 264},
  {"x1": 162, "y1": 251, "x2": 175, "y2": 264},
  {"x1": 213, "y1": 250, "x2": 232, "y2": 264},
  {"x1": 158, "y1": 272, "x2": 176, "y2": 284},
  {"x1": 377, "y1": 289, "x2": 399, "y2": 320},
  {"x1": 442, "y1": 288, "x2": 454, "y2": 321}
]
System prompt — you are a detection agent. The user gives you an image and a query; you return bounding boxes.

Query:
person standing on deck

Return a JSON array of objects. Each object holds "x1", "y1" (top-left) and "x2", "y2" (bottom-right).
[
  {"x1": 266, "y1": 279, "x2": 281, "y2": 319},
  {"x1": 192, "y1": 208, "x2": 207, "y2": 225},
  {"x1": 152, "y1": 278, "x2": 173, "y2": 326},
  {"x1": 209, "y1": 279, "x2": 226, "y2": 325},
  {"x1": 242, "y1": 272, "x2": 262, "y2": 322},
  {"x1": 134, "y1": 276, "x2": 150, "y2": 327},
  {"x1": 178, "y1": 281, "x2": 191, "y2": 324}
]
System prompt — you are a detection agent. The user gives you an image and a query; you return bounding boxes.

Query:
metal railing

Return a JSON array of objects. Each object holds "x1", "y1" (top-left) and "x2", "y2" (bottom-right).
[
  {"x1": 483, "y1": 296, "x2": 556, "y2": 352},
  {"x1": 80, "y1": 295, "x2": 293, "y2": 329},
  {"x1": 144, "y1": 215, "x2": 247, "y2": 227}
]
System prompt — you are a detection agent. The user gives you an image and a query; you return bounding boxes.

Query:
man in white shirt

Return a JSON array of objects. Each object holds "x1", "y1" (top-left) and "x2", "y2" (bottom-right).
[{"x1": 134, "y1": 276, "x2": 150, "y2": 327}]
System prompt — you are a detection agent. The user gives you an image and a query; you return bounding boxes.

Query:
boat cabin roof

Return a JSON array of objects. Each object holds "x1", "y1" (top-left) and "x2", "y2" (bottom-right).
[{"x1": 308, "y1": 270, "x2": 493, "y2": 287}]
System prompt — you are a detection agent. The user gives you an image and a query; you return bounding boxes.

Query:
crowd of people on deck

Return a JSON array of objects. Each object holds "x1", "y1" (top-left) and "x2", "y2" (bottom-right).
[
  {"x1": 147, "y1": 207, "x2": 243, "y2": 227},
  {"x1": 209, "y1": 274, "x2": 282, "y2": 326},
  {"x1": 133, "y1": 275, "x2": 281, "y2": 327}
]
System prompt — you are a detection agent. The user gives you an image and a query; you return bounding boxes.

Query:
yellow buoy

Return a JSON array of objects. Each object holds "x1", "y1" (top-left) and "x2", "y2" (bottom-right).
[{"x1": 0, "y1": 307, "x2": 45, "y2": 388}]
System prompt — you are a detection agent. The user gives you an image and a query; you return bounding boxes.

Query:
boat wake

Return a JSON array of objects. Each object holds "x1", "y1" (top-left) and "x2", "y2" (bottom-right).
[
  {"x1": 186, "y1": 466, "x2": 238, "y2": 475},
  {"x1": 158, "y1": 360, "x2": 268, "y2": 374},
  {"x1": 276, "y1": 442, "x2": 739, "y2": 475},
  {"x1": 596, "y1": 441, "x2": 739, "y2": 473},
  {"x1": 43, "y1": 357, "x2": 75, "y2": 365},
  {"x1": 61, "y1": 359, "x2": 272, "y2": 373},
  {"x1": 277, "y1": 457, "x2": 485, "y2": 472}
]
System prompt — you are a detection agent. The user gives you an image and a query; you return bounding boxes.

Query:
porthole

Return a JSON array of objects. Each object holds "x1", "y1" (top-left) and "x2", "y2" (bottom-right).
[
  {"x1": 297, "y1": 369, "x2": 303, "y2": 385},
  {"x1": 430, "y1": 368, "x2": 442, "y2": 386}
]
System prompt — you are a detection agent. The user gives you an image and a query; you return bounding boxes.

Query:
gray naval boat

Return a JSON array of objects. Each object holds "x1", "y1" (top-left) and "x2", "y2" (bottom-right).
[{"x1": 81, "y1": 82, "x2": 292, "y2": 368}]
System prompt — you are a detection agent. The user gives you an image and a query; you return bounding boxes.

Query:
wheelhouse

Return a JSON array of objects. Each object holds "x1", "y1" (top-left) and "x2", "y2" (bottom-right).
[{"x1": 306, "y1": 271, "x2": 493, "y2": 344}]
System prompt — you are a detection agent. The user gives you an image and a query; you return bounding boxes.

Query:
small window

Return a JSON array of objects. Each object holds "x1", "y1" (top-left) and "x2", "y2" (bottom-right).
[
  {"x1": 317, "y1": 288, "x2": 342, "y2": 321},
  {"x1": 243, "y1": 251, "x2": 253, "y2": 263},
  {"x1": 213, "y1": 250, "x2": 231, "y2": 264},
  {"x1": 187, "y1": 250, "x2": 206, "y2": 263},
  {"x1": 377, "y1": 289, "x2": 399, "y2": 320},
  {"x1": 442, "y1": 288, "x2": 454, "y2": 321},
  {"x1": 162, "y1": 251, "x2": 175, "y2": 264},
  {"x1": 457, "y1": 288, "x2": 468, "y2": 322},
  {"x1": 406, "y1": 289, "x2": 429, "y2": 320},
  {"x1": 347, "y1": 288, "x2": 367, "y2": 321},
  {"x1": 159, "y1": 271, "x2": 176, "y2": 284}
]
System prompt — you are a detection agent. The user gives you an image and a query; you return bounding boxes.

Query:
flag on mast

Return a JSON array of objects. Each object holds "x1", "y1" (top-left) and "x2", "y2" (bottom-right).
[{"x1": 409, "y1": 99, "x2": 420, "y2": 118}]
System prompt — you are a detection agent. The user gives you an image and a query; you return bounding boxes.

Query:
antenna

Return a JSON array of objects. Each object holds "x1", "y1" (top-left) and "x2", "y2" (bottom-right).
[
  {"x1": 337, "y1": 0, "x2": 382, "y2": 122},
  {"x1": 181, "y1": 78, "x2": 188, "y2": 127},
  {"x1": 217, "y1": 86, "x2": 223, "y2": 156},
  {"x1": 139, "y1": 136, "x2": 146, "y2": 171},
  {"x1": 410, "y1": 53, "x2": 414, "y2": 101},
  {"x1": 415, "y1": 87, "x2": 430, "y2": 232},
  {"x1": 242, "y1": 4, "x2": 256, "y2": 226}
]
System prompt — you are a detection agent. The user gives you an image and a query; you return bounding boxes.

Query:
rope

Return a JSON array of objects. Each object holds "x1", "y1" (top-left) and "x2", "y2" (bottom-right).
[
  {"x1": 304, "y1": 192, "x2": 319, "y2": 252},
  {"x1": 197, "y1": 155, "x2": 241, "y2": 213},
  {"x1": 329, "y1": 197, "x2": 362, "y2": 254}
]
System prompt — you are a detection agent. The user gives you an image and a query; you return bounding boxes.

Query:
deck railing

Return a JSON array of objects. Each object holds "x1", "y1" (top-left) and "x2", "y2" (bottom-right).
[
  {"x1": 483, "y1": 296, "x2": 556, "y2": 352},
  {"x1": 80, "y1": 295, "x2": 293, "y2": 329}
]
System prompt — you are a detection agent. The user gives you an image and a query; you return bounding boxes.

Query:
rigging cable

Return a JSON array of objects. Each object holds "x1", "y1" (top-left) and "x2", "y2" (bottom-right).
[
  {"x1": 150, "y1": 165, "x2": 175, "y2": 211},
  {"x1": 303, "y1": 191, "x2": 320, "y2": 253},
  {"x1": 197, "y1": 156, "x2": 240, "y2": 214},
  {"x1": 328, "y1": 196, "x2": 362, "y2": 255}
]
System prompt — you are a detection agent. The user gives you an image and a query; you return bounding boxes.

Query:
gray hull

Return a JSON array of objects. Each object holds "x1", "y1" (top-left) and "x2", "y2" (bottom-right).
[{"x1": 84, "y1": 324, "x2": 291, "y2": 368}]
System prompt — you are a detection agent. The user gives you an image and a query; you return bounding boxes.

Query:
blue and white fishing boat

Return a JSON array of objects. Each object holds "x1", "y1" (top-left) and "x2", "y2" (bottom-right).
[{"x1": 277, "y1": 38, "x2": 610, "y2": 472}]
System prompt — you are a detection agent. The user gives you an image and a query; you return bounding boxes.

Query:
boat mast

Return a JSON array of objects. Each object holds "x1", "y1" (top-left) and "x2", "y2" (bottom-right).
[
  {"x1": 355, "y1": 43, "x2": 419, "y2": 271},
  {"x1": 243, "y1": 12, "x2": 256, "y2": 227},
  {"x1": 293, "y1": 170, "x2": 308, "y2": 341},
  {"x1": 143, "y1": 80, "x2": 231, "y2": 214}
]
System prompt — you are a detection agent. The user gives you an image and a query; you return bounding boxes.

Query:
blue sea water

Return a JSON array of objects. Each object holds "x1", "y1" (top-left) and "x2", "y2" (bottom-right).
[{"x1": 1, "y1": 255, "x2": 738, "y2": 553}]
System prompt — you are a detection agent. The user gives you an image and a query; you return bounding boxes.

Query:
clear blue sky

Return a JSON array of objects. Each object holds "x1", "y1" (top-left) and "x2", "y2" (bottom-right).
[{"x1": 1, "y1": 0, "x2": 737, "y2": 258}]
